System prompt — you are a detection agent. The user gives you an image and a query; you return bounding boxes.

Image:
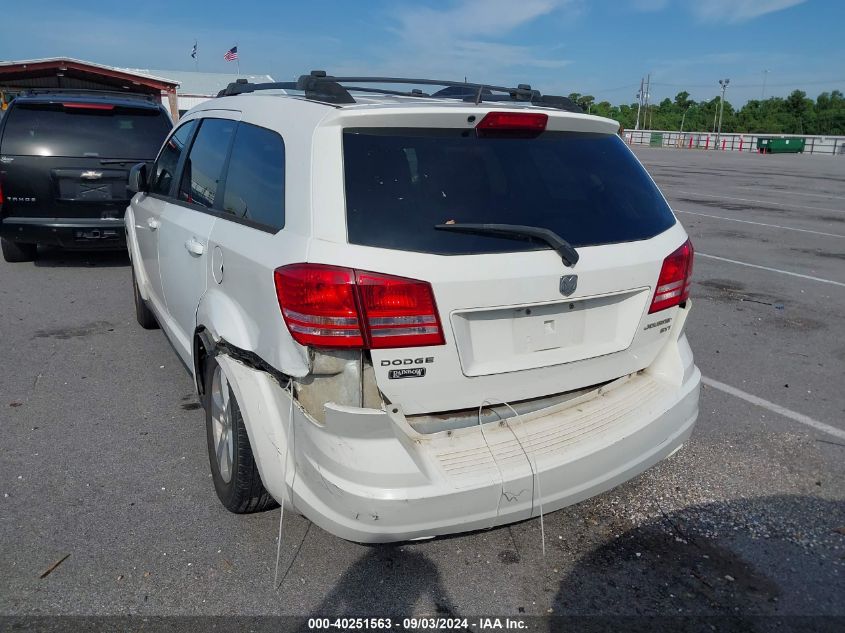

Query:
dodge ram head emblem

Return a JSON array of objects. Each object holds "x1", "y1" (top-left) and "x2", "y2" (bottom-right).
[
  {"x1": 559, "y1": 274, "x2": 578, "y2": 296},
  {"x1": 81, "y1": 171, "x2": 103, "y2": 180}
]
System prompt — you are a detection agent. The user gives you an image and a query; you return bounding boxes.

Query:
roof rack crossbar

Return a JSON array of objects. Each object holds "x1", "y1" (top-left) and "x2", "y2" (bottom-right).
[
  {"x1": 217, "y1": 81, "x2": 298, "y2": 97},
  {"x1": 343, "y1": 86, "x2": 431, "y2": 98},
  {"x1": 318, "y1": 75, "x2": 535, "y2": 98},
  {"x1": 217, "y1": 71, "x2": 583, "y2": 112}
]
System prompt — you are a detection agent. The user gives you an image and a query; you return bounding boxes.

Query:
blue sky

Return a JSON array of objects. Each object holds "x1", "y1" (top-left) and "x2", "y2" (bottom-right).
[{"x1": 2, "y1": 0, "x2": 843, "y2": 105}]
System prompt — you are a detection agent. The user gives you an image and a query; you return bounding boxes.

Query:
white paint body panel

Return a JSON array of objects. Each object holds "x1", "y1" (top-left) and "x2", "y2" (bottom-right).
[
  {"x1": 125, "y1": 92, "x2": 700, "y2": 541},
  {"x1": 219, "y1": 308, "x2": 698, "y2": 542}
]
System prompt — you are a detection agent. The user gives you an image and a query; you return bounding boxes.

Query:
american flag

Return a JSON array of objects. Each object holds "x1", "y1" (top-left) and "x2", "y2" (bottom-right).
[{"x1": 224, "y1": 46, "x2": 238, "y2": 62}]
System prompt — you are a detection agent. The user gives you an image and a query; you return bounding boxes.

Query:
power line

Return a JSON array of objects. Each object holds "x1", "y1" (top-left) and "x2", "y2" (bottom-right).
[
  {"x1": 587, "y1": 82, "x2": 640, "y2": 93},
  {"x1": 650, "y1": 78, "x2": 845, "y2": 89}
]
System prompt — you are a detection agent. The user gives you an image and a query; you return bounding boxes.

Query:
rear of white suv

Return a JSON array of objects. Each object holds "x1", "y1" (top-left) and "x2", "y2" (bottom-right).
[{"x1": 127, "y1": 78, "x2": 699, "y2": 543}]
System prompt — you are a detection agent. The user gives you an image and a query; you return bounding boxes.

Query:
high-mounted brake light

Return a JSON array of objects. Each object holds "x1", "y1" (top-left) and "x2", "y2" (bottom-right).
[
  {"x1": 649, "y1": 239, "x2": 694, "y2": 314},
  {"x1": 62, "y1": 102, "x2": 115, "y2": 110},
  {"x1": 476, "y1": 111, "x2": 548, "y2": 137},
  {"x1": 0, "y1": 180, "x2": 4, "y2": 206},
  {"x1": 274, "y1": 264, "x2": 445, "y2": 349}
]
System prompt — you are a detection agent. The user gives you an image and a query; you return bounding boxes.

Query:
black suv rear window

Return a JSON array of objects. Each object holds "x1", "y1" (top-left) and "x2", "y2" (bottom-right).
[
  {"x1": 343, "y1": 129, "x2": 675, "y2": 254},
  {"x1": 1, "y1": 102, "x2": 171, "y2": 159}
]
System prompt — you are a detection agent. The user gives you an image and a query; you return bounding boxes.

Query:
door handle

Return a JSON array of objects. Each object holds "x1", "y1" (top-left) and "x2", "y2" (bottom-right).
[
  {"x1": 184, "y1": 238, "x2": 205, "y2": 256},
  {"x1": 147, "y1": 218, "x2": 161, "y2": 230}
]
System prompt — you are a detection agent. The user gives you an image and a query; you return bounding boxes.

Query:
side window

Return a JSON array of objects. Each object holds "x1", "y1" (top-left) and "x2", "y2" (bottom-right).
[
  {"x1": 178, "y1": 118, "x2": 236, "y2": 209},
  {"x1": 222, "y1": 123, "x2": 285, "y2": 230},
  {"x1": 150, "y1": 120, "x2": 197, "y2": 196}
]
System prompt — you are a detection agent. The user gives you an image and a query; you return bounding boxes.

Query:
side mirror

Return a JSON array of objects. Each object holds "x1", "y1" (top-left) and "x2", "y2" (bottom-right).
[{"x1": 128, "y1": 162, "x2": 149, "y2": 194}]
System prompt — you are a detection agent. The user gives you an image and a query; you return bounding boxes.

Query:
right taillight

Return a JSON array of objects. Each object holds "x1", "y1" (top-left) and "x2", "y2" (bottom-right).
[
  {"x1": 273, "y1": 264, "x2": 445, "y2": 349},
  {"x1": 649, "y1": 239, "x2": 694, "y2": 314}
]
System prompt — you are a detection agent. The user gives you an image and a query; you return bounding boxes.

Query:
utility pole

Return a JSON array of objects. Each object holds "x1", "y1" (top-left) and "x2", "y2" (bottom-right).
[
  {"x1": 635, "y1": 77, "x2": 643, "y2": 130},
  {"x1": 716, "y1": 78, "x2": 730, "y2": 150},
  {"x1": 762, "y1": 69, "x2": 769, "y2": 99},
  {"x1": 644, "y1": 73, "x2": 651, "y2": 130}
]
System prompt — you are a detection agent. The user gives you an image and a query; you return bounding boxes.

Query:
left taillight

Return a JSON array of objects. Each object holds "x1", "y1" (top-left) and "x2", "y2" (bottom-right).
[
  {"x1": 355, "y1": 270, "x2": 445, "y2": 349},
  {"x1": 274, "y1": 264, "x2": 363, "y2": 348},
  {"x1": 649, "y1": 239, "x2": 694, "y2": 314},
  {"x1": 274, "y1": 264, "x2": 445, "y2": 349}
]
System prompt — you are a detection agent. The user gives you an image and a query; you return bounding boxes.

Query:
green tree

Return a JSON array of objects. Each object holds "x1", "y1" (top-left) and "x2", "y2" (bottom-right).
[
  {"x1": 590, "y1": 100, "x2": 614, "y2": 118},
  {"x1": 595, "y1": 85, "x2": 845, "y2": 135},
  {"x1": 576, "y1": 94, "x2": 595, "y2": 112},
  {"x1": 674, "y1": 91, "x2": 694, "y2": 110}
]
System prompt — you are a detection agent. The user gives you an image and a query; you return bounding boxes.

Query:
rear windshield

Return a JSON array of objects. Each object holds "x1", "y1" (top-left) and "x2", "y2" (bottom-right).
[
  {"x1": 1, "y1": 103, "x2": 172, "y2": 159},
  {"x1": 343, "y1": 128, "x2": 675, "y2": 254}
]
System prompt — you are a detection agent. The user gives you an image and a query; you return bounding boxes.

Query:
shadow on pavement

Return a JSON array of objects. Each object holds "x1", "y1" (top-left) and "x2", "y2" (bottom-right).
[
  {"x1": 551, "y1": 494, "x2": 845, "y2": 630},
  {"x1": 33, "y1": 246, "x2": 129, "y2": 268},
  {"x1": 310, "y1": 547, "x2": 459, "y2": 618}
]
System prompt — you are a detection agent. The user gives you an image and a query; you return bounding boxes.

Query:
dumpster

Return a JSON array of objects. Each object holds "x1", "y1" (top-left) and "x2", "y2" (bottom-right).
[
  {"x1": 649, "y1": 132, "x2": 663, "y2": 147},
  {"x1": 756, "y1": 137, "x2": 806, "y2": 154}
]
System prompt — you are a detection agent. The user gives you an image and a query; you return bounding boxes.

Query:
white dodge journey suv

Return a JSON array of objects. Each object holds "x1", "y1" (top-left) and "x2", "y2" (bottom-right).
[{"x1": 125, "y1": 72, "x2": 699, "y2": 542}]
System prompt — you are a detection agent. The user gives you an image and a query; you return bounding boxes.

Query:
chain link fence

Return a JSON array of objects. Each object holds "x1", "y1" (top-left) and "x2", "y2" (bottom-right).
[{"x1": 623, "y1": 129, "x2": 845, "y2": 156}]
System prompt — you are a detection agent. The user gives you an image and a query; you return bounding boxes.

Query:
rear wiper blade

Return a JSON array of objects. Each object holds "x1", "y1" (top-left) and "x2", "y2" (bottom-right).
[
  {"x1": 434, "y1": 223, "x2": 579, "y2": 267},
  {"x1": 99, "y1": 159, "x2": 135, "y2": 164}
]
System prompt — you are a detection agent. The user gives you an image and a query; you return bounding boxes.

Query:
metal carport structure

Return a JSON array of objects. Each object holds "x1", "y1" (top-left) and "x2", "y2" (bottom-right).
[{"x1": 0, "y1": 58, "x2": 180, "y2": 120}]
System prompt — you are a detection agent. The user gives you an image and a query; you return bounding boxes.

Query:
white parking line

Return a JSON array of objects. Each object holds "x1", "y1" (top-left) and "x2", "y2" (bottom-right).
[
  {"x1": 697, "y1": 253, "x2": 845, "y2": 287},
  {"x1": 665, "y1": 188, "x2": 845, "y2": 214},
  {"x1": 702, "y1": 376, "x2": 845, "y2": 441},
  {"x1": 677, "y1": 210, "x2": 845, "y2": 239},
  {"x1": 736, "y1": 186, "x2": 845, "y2": 202}
]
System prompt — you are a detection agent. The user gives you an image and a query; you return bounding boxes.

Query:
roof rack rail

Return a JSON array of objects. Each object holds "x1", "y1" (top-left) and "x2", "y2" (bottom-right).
[
  {"x1": 216, "y1": 78, "x2": 298, "y2": 98},
  {"x1": 19, "y1": 88, "x2": 158, "y2": 101},
  {"x1": 217, "y1": 71, "x2": 583, "y2": 112}
]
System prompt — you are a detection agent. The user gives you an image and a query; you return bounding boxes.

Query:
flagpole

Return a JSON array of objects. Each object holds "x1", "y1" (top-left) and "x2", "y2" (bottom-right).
[
  {"x1": 194, "y1": 40, "x2": 198, "y2": 72},
  {"x1": 236, "y1": 43, "x2": 240, "y2": 77}
]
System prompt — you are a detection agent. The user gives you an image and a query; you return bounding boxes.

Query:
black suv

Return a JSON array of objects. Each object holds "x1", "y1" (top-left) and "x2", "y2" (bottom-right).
[{"x1": 0, "y1": 91, "x2": 172, "y2": 262}]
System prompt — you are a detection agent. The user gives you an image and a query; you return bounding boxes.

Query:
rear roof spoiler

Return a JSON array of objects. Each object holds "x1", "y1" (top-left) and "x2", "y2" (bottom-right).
[
  {"x1": 15, "y1": 89, "x2": 164, "y2": 110},
  {"x1": 18, "y1": 88, "x2": 160, "y2": 102}
]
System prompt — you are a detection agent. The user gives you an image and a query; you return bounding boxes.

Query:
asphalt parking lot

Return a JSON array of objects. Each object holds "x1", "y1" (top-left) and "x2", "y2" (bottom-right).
[{"x1": 1, "y1": 147, "x2": 844, "y2": 624}]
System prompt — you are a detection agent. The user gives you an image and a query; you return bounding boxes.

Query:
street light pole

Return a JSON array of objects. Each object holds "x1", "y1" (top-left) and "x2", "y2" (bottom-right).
[
  {"x1": 716, "y1": 78, "x2": 730, "y2": 150},
  {"x1": 635, "y1": 77, "x2": 643, "y2": 130},
  {"x1": 762, "y1": 69, "x2": 769, "y2": 99},
  {"x1": 680, "y1": 106, "x2": 688, "y2": 133}
]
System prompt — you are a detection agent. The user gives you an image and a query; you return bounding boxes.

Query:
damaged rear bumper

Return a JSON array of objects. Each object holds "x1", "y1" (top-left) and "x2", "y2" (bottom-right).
[{"x1": 217, "y1": 331, "x2": 700, "y2": 543}]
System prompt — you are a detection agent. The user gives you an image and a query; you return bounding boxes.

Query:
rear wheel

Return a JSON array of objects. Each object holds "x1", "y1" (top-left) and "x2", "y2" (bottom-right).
[
  {"x1": 132, "y1": 267, "x2": 159, "y2": 329},
  {"x1": 204, "y1": 357, "x2": 277, "y2": 513},
  {"x1": 1, "y1": 238, "x2": 37, "y2": 263}
]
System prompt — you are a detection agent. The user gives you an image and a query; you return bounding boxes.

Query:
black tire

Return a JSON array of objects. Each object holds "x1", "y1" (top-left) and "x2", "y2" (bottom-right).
[
  {"x1": 132, "y1": 266, "x2": 159, "y2": 329},
  {"x1": 204, "y1": 357, "x2": 278, "y2": 514},
  {"x1": 1, "y1": 238, "x2": 37, "y2": 263}
]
